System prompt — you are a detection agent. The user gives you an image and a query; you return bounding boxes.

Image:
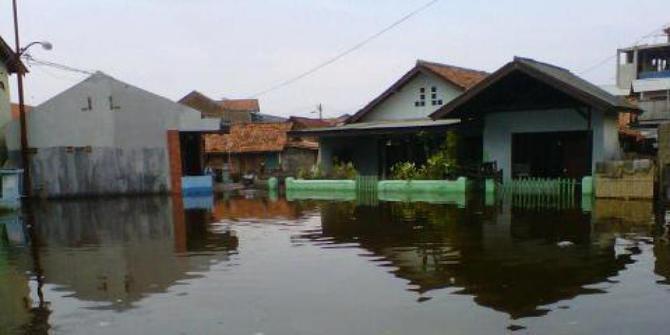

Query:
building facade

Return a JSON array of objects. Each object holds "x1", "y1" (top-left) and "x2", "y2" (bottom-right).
[
  {"x1": 291, "y1": 60, "x2": 488, "y2": 177},
  {"x1": 205, "y1": 122, "x2": 317, "y2": 179},
  {"x1": 4, "y1": 72, "x2": 219, "y2": 197},
  {"x1": 614, "y1": 27, "x2": 670, "y2": 142},
  {"x1": 0, "y1": 36, "x2": 23, "y2": 166},
  {"x1": 431, "y1": 57, "x2": 640, "y2": 181}
]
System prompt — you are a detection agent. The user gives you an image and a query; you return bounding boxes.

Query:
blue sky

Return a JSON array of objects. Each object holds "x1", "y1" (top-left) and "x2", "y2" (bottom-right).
[{"x1": 1, "y1": 0, "x2": 668, "y2": 117}]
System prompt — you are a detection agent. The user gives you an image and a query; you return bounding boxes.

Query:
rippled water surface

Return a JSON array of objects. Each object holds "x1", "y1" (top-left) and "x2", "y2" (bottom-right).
[{"x1": 1, "y1": 194, "x2": 669, "y2": 334}]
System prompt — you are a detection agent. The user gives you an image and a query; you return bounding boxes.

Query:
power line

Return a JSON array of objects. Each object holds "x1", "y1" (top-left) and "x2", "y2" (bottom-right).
[
  {"x1": 22, "y1": 54, "x2": 95, "y2": 76},
  {"x1": 248, "y1": 0, "x2": 441, "y2": 98},
  {"x1": 578, "y1": 23, "x2": 670, "y2": 75}
]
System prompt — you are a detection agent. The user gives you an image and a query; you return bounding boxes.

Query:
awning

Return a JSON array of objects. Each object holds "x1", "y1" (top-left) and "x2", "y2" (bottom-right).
[
  {"x1": 288, "y1": 119, "x2": 460, "y2": 138},
  {"x1": 633, "y1": 78, "x2": 670, "y2": 93}
]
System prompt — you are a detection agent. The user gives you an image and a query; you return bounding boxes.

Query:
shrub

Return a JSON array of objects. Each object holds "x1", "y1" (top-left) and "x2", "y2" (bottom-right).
[
  {"x1": 390, "y1": 162, "x2": 423, "y2": 180},
  {"x1": 331, "y1": 161, "x2": 358, "y2": 179}
]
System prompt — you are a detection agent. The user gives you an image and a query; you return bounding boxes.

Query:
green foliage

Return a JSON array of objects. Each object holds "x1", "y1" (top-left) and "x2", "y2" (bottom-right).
[
  {"x1": 331, "y1": 161, "x2": 358, "y2": 179},
  {"x1": 390, "y1": 162, "x2": 424, "y2": 180},
  {"x1": 297, "y1": 161, "x2": 357, "y2": 180},
  {"x1": 390, "y1": 131, "x2": 461, "y2": 180}
]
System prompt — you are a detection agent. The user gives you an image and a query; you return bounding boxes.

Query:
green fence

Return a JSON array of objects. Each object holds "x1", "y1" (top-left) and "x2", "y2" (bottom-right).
[
  {"x1": 355, "y1": 175, "x2": 379, "y2": 206},
  {"x1": 499, "y1": 178, "x2": 577, "y2": 209}
]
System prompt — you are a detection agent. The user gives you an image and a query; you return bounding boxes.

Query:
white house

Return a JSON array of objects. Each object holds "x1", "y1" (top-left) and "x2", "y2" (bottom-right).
[
  {"x1": 0, "y1": 36, "x2": 23, "y2": 165},
  {"x1": 290, "y1": 60, "x2": 488, "y2": 177},
  {"x1": 4, "y1": 72, "x2": 219, "y2": 197},
  {"x1": 431, "y1": 57, "x2": 641, "y2": 181}
]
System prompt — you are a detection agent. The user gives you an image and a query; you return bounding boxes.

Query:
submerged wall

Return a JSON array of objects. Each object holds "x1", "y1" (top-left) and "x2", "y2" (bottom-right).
[
  {"x1": 319, "y1": 136, "x2": 379, "y2": 176},
  {"x1": 24, "y1": 147, "x2": 169, "y2": 197},
  {"x1": 483, "y1": 108, "x2": 620, "y2": 181},
  {"x1": 3, "y1": 72, "x2": 217, "y2": 197}
]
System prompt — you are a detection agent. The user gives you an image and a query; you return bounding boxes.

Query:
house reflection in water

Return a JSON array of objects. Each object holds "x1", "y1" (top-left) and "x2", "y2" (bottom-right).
[
  {"x1": 0, "y1": 196, "x2": 238, "y2": 333},
  {"x1": 212, "y1": 196, "x2": 318, "y2": 221},
  {"x1": 307, "y1": 201, "x2": 639, "y2": 319},
  {"x1": 29, "y1": 197, "x2": 239, "y2": 311}
]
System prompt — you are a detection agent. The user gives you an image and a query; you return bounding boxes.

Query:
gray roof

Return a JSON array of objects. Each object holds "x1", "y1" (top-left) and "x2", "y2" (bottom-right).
[
  {"x1": 252, "y1": 113, "x2": 287, "y2": 123},
  {"x1": 431, "y1": 57, "x2": 641, "y2": 119},
  {"x1": 514, "y1": 57, "x2": 639, "y2": 111},
  {"x1": 289, "y1": 118, "x2": 460, "y2": 137}
]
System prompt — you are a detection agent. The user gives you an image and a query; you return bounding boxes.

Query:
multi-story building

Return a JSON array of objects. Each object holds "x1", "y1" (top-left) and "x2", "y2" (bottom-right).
[{"x1": 616, "y1": 27, "x2": 670, "y2": 141}]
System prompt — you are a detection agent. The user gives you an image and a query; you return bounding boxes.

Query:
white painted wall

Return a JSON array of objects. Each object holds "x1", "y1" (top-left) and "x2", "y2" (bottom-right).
[
  {"x1": 483, "y1": 108, "x2": 620, "y2": 180},
  {"x1": 360, "y1": 71, "x2": 463, "y2": 122},
  {"x1": 0, "y1": 63, "x2": 10, "y2": 129},
  {"x1": 4, "y1": 72, "x2": 218, "y2": 151}
]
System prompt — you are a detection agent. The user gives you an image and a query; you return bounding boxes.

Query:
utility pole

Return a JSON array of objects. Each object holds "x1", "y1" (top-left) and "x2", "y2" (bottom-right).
[
  {"x1": 12, "y1": 0, "x2": 31, "y2": 198},
  {"x1": 316, "y1": 103, "x2": 323, "y2": 120}
]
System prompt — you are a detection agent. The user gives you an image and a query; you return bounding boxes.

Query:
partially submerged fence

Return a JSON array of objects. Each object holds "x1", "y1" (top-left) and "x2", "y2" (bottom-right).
[
  {"x1": 499, "y1": 178, "x2": 577, "y2": 209},
  {"x1": 355, "y1": 175, "x2": 378, "y2": 206}
]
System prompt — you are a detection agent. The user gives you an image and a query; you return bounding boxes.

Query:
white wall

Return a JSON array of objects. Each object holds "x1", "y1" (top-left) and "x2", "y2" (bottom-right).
[
  {"x1": 0, "y1": 63, "x2": 10, "y2": 129},
  {"x1": 1, "y1": 72, "x2": 219, "y2": 196},
  {"x1": 5, "y1": 72, "x2": 218, "y2": 151},
  {"x1": 483, "y1": 108, "x2": 620, "y2": 180},
  {"x1": 360, "y1": 71, "x2": 463, "y2": 122}
]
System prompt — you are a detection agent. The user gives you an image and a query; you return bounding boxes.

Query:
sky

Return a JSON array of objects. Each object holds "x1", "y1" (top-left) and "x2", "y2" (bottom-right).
[{"x1": 1, "y1": 0, "x2": 669, "y2": 118}]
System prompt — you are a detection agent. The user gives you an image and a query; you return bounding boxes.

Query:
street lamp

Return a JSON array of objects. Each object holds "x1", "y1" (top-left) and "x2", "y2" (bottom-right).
[
  {"x1": 20, "y1": 41, "x2": 53, "y2": 54},
  {"x1": 13, "y1": 0, "x2": 53, "y2": 198}
]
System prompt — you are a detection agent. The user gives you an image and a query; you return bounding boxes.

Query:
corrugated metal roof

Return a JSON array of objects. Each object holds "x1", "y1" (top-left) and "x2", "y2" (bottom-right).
[
  {"x1": 632, "y1": 78, "x2": 670, "y2": 92},
  {"x1": 599, "y1": 84, "x2": 630, "y2": 96}
]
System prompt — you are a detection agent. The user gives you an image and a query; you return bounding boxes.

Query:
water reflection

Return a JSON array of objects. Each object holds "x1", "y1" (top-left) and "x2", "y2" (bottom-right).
[
  {"x1": 298, "y1": 200, "x2": 648, "y2": 319},
  {"x1": 0, "y1": 196, "x2": 238, "y2": 334},
  {"x1": 0, "y1": 194, "x2": 668, "y2": 334}
]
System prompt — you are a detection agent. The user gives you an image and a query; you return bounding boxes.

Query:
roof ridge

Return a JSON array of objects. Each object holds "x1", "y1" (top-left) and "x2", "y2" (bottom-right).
[
  {"x1": 417, "y1": 59, "x2": 489, "y2": 74},
  {"x1": 514, "y1": 56, "x2": 571, "y2": 73}
]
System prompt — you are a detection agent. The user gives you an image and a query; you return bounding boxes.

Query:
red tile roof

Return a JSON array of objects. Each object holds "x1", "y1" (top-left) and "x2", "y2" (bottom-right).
[
  {"x1": 220, "y1": 99, "x2": 259, "y2": 112},
  {"x1": 288, "y1": 116, "x2": 343, "y2": 130},
  {"x1": 205, "y1": 122, "x2": 293, "y2": 153},
  {"x1": 418, "y1": 60, "x2": 488, "y2": 90},
  {"x1": 347, "y1": 60, "x2": 488, "y2": 123},
  {"x1": 179, "y1": 91, "x2": 256, "y2": 123},
  {"x1": 178, "y1": 91, "x2": 221, "y2": 117}
]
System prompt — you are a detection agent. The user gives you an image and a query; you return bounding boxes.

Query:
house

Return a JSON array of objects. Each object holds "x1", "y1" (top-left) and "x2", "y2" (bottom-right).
[
  {"x1": 430, "y1": 57, "x2": 641, "y2": 181},
  {"x1": 287, "y1": 115, "x2": 347, "y2": 130},
  {"x1": 179, "y1": 90, "x2": 258, "y2": 124},
  {"x1": 3, "y1": 72, "x2": 220, "y2": 197},
  {"x1": 0, "y1": 36, "x2": 25, "y2": 165},
  {"x1": 289, "y1": 60, "x2": 488, "y2": 177},
  {"x1": 608, "y1": 27, "x2": 670, "y2": 148},
  {"x1": 204, "y1": 122, "x2": 318, "y2": 179}
]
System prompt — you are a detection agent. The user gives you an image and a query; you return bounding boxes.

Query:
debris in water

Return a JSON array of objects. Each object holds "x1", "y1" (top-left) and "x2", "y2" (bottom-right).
[
  {"x1": 557, "y1": 241, "x2": 574, "y2": 248},
  {"x1": 507, "y1": 324, "x2": 526, "y2": 331}
]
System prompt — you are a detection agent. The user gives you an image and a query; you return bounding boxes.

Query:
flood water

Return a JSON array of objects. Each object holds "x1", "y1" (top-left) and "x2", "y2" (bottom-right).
[{"x1": 1, "y1": 193, "x2": 669, "y2": 334}]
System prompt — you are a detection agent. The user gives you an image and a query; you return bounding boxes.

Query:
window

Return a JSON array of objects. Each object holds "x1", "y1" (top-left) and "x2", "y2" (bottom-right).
[
  {"x1": 108, "y1": 96, "x2": 120, "y2": 110},
  {"x1": 81, "y1": 97, "x2": 93, "y2": 111},
  {"x1": 432, "y1": 99, "x2": 444, "y2": 106},
  {"x1": 415, "y1": 87, "x2": 428, "y2": 107},
  {"x1": 431, "y1": 93, "x2": 437, "y2": 99},
  {"x1": 431, "y1": 86, "x2": 437, "y2": 92},
  {"x1": 0, "y1": 81, "x2": 5, "y2": 91}
]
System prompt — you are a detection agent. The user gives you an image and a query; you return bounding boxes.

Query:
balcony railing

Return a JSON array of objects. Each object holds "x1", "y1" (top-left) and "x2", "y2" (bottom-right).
[{"x1": 638, "y1": 99, "x2": 670, "y2": 121}]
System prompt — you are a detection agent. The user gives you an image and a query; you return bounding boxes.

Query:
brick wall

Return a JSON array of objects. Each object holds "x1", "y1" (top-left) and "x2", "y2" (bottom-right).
[{"x1": 167, "y1": 130, "x2": 182, "y2": 194}]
